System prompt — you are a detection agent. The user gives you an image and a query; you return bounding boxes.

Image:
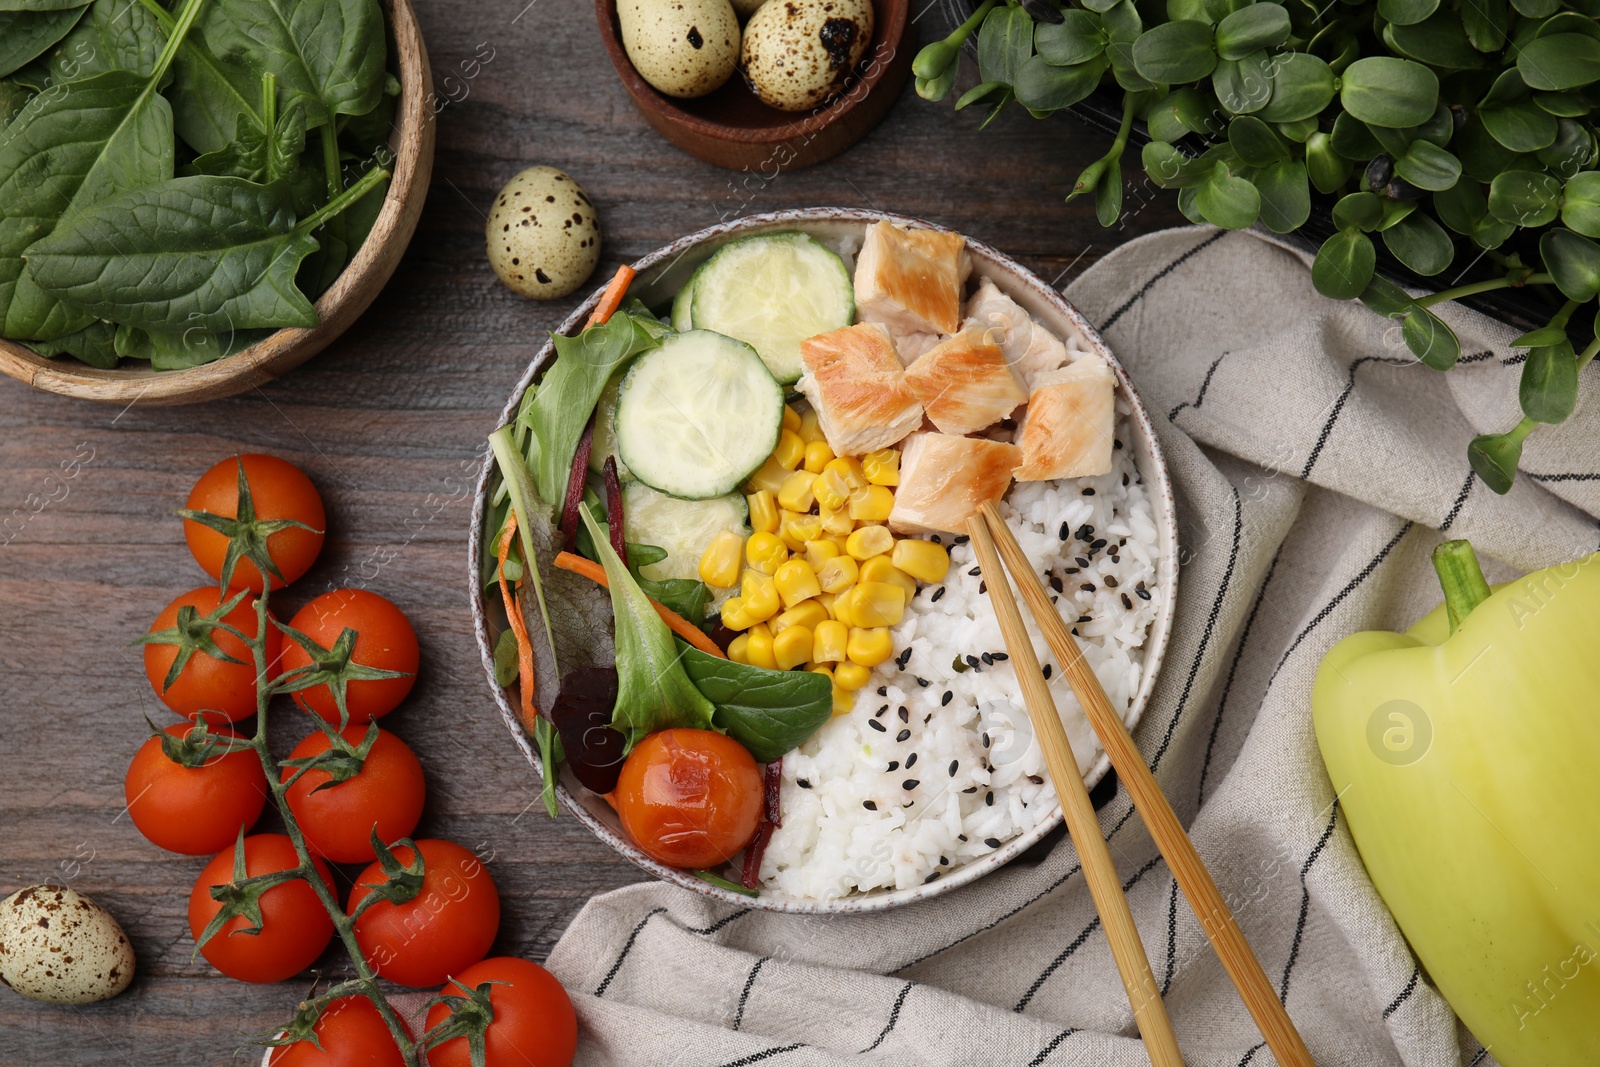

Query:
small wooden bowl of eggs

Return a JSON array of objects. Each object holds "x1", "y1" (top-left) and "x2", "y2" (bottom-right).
[{"x1": 597, "y1": 0, "x2": 912, "y2": 171}]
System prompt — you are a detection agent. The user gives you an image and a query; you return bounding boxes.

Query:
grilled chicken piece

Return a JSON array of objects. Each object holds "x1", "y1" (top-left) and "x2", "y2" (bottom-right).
[
  {"x1": 796, "y1": 323, "x2": 924, "y2": 457},
  {"x1": 888, "y1": 432, "x2": 1020, "y2": 536},
  {"x1": 1014, "y1": 355, "x2": 1117, "y2": 481},
  {"x1": 855, "y1": 221, "x2": 971, "y2": 340},
  {"x1": 903, "y1": 324, "x2": 1028, "y2": 435},
  {"x1": 965, "y1": 278, "x2": 1068, "y2": 387}
]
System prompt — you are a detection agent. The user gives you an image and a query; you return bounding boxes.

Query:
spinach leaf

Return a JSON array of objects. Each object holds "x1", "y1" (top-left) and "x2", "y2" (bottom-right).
[
  {"x1": 198, "y1": 0, "x2": 385, "y2": 128},
  {"x1": 26, "y1": 319, "x2": 117, "y2": 367},
  {"x1": 113, "y1": 322, "x2": 273, "y2": 368},
  {"x1": 628, "y1": 544, "x2": 713, "y2": 624},
  {"x1": 677, "y1": 642, "x2": 832, "y2": 763},
  {"x1": 517, "y1": 312, "x2": 663, "y2": 507},
  {"x1": 0, "y1": 80, "x2": 32, "y2": 127},
  {"x1": 49, "y1": 0, "x2": 163, "y2": 82},
  {"x1": 168, "y1": 30, "x2": 264, "y2": 155},
  {"x1": 0, "y1": 3, "x2": 85, "y2": 78},
  {"x1": 0, "y1": 0, "x2": 201, "y2": 338},
  {"x1": 579, "y1": 505, "x2": 715, "y2": 752},
  {"x1": 25, "y1": 166, "x2": 386, "y2": 331},
  {"x1": 188, "y1": 97, "x2": 306, "y2": 182},
  {"x1": 0, "y1": 0, "x2": 93, "y2": 12}
]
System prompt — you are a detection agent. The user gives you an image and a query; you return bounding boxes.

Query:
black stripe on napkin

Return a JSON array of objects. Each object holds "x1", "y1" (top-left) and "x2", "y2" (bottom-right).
[
  {"x1": 734, "y1": 956, "x2": 770, "y2": 1030},
  {"x1": 1026, "y1": 1028, "x2": 1082, "y2": 1067},
  {"x1": 1198, "y1": 544, "x2": 1285, "y2": 803},
  {"x1": 713, "y1": 1042, "x2": 807, "y2": 1067},
  {"x1": 691, "y1": 908, "x2": 754, "y2": 935},
  {"x1": 1439, "y1": 472, "x2": 1475, "y2": 532},
  {"x1": 595, "y1": 906, "x2": 667, "y2": 996},
  {"x1": 1278, "y1": 803, "x2": 1340, "y2": 1002},
  {"x1": 1300, "y1": 356, "x2": 1412, "y2": 481},
  {"x1": 1528, "y1": 471, "x2": 1600, "y2": 482},
  {"x1": 1455, "y1": 351, "x2": 1496, "y2": 365},
  {"x1": 1467, "y1": 1046, "x2": 1490, "y2": 1066},
  {"x1": 1162, "y1": 876, "x2": 1180, "y2": 996},
  {"x1": 1101, "y1": 231, "x2": 1229, "y2": 331},
  {"x1": 1382, "y1": 964, "x2": 1421, "y2": 1020},
  {"x1": 859, "y1": 981, "x2": 914, "y2": 1053},
  {"x1": 1168, "y1": 351, "x2": 1230, "y2": 422},
  {"x1": 1236, "y1": 1041, "x2": 1267, "y2": 1065}
]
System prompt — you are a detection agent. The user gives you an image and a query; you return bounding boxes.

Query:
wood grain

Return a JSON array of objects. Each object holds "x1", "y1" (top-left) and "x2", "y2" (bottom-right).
[{"x1": 0, "y1": 1, "x2": 1188, "y2": 1061}]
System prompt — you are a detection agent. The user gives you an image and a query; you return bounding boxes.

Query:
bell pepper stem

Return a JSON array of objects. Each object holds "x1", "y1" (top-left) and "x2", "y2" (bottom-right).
[{"x1": 1433, "y1": 539, "x2": 1492, "y2": 634}]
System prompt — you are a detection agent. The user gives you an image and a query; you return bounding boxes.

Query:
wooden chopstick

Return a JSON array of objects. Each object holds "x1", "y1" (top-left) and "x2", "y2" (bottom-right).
[
  {"x1": 977, "y1": 502, "x2": 1315, "y2": 1067},
  {"x1": 965, "y1": 516, "x2": 1184, "y2": 1067}
]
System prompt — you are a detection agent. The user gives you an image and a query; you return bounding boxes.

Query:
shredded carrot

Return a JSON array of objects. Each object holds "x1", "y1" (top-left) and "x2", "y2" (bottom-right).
[
  {"x1": 586, "y1": 265, "x2": 636, "y2": 327},
  {"x1": 496, "y1": 518, "x2": 540, "y2": 731},
  {"x1": 554, "y1": 551, "x2": 726, "y2": 658}
]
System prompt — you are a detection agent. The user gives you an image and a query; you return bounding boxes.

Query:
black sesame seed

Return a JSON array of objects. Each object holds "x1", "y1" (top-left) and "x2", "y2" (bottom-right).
[
  {"x1": 1109, "y1": 555, "x2": 1120, "y2": 564},
  {"x1": 864, "y1": 800, "x2": 877, "y2": 810},
  {"x1": 931, "y1": 534, "x2": 942, "y2": 544},
  {"x1": 886, "y1": 760, "x2": 899, "y2": 771},
  {"x1": 1028, "y1": 774, "x2": 1045, "y2": 784},
  {"x1": 869, "y1": 719, "x2": 887, "y2": 733},
  {"x1": 931, "y1": 587, "x2": 945, "y2": 602},
  {"x1": 981, "y1": 732, "x2": 990, "y2": 747},
  {"x1": 1077, "y1": 615, "x2": 1092, "y2": 623},
  {"x1": 985, "y1": 791, "x2": 995, "y2": 806},
  {"x1": 1090, "y1": 538, "x2": 1108, "y2": 552},
  {"x1": 953, "y1": 535, "x2": 969, "y2": 545},
  {"x1": 968, "y1": 566, "x2": 981, "y2": 577},
  {"x1": 1136, "y1": 587, "x2": 1152, "y2": 601},
  {"x1": 798, "y1": 778, "x2": 811, "y2": 788},
  {"x1": 948, "y1": 760, "x2": 958, "y2": 776},
  {"x1": 991, "y1": 652, "x2": 1008, "y2": 662},
  {"x1": 924, "y1": 713, "x2": 931, "y2": 724},
  {"x1": 941, "y1": 690, "x2": 953, "y2": 706},
  {"x1": 924, "y1": 872, "x2": 940, "y2": 883},
  {"x1": 898, "y1": 706, "x2": 909, "y2": 722},
  {"x1": 963, "y1": 786, "x2": 978, "y2": 793},
  {"x1": 916, "y1": 677, "x2": 929, "y2": 687},
  {"x1": 984, "y1": 837, "x2": 1002, "y2": 848},
  {"x1": 1115, "y1": 439, "x2": 1124, "y2": 449},
  {"x1": 1042, "y1": 663, "x2": 1053, "y2": 679},
  {"x1": 965, "y1": 655, "x2": 980, "y2": 669},
  {"x1": 1058, "y1": 522, "x2": 1070, "y2": 541},
  {"x1": 1064, "y1": 567, "x2": 1079, "y2": 575},
  {"x1": 877, "y1": 686, "x2": 888, "y2": 696},
  {"x1": 896, "y1": 729, "x2": 911, "y2": 742},
  {"x1": 1123, "y1": 473, "x2": 1130, "y2": 486},
  {"x1": 978, "y1": 580, "x2": 986, "y2": 594},
  {"x1": 939, "y1": 855, "x2": 949, "y2": 866},
  {"x1": 1049, "y1": 575, "x2": 1064, "y2": 593},
  {"x1": 905, "y1": 752, "x2": 918, "y2": 768},
  {"x1": 896, "y1": 648, "x2": 913, "y2": 669},
  {"x1": 958, "y1": 834, "x2": 968, "y2": 842},
  {"x1": 1122, "y1": 593, "x2": 1133, "y2": 609},
  {"x1": 1081, "y1": 583, "x2": 1097, "y2": 593},
  {"x1": 1083, "y1": 487, "x2": 1096, "y2": 496},
  {"x1": 1104, "y1": 574, "x2": 1119, "y2": 588},
  {"x1": 876, "y1": 705, "x2": 888, "y2": 717},
  {"x1": 981, "y1": 652, "x2": 993, "y2": 665},
  {"x1": 1076, "y1": 524, "x2": 1094, "y2": 541},
  {"x1": 1075, "y1": 556, "x2": 1090, "y2": 568},
  {"x1": 902, "y1": 779, "x2": 920, "y2": 790}
]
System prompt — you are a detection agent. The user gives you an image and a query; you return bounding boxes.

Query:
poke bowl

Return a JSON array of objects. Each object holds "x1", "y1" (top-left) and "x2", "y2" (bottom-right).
[{"x1": 469, "y1": 208, "x2": 1179, "y2": 914}]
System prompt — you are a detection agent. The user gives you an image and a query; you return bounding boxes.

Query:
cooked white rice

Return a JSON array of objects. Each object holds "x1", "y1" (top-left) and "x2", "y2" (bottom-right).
[{"x1": 760, "y1": 388, "x2": 1163, "y2": 899}]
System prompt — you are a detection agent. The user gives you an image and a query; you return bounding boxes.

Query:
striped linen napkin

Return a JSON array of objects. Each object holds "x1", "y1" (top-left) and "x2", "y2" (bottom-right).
[{"x1": 541, "y1": 225, "x2": 1600, "y2": 1067}]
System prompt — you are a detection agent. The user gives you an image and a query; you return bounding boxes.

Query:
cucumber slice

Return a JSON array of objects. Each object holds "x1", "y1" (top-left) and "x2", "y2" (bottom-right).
[
  {"x1": 615, "y1": 330, "x2": 784, "y2": 499},
  {"x1": 622, "y1": 482, "x2": 749, "y2": 582},
  {"x1": 670, "y1": 274, "x2": 696, "y2": 333},
  {"x1": 687, "y1": 232, "x2": 854, "y2": 384},
  {"x1": 588, "y1": 374, "x2": 631, "y2": 479}
]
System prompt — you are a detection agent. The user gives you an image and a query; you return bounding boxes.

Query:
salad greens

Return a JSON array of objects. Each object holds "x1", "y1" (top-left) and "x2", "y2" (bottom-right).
[
  {"x1": 677, "y1": 642, "x2": 832, "y2": 764},
  {"x1": 0, "y1": 0, "x2": 395, "y2": 369}
]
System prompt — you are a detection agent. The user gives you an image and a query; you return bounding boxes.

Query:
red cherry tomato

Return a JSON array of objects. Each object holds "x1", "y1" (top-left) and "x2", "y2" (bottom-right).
[
  {"x1": 279, "y1": 590, "x2": 419, "y2": 724},
  {"x1": 284, "y1": 725, "x2": 426, "y2": 864},
  {"x1": 425, "y1": 957, "x2": 577, "y2": 1067},
  {"x1": 143, "y1": 586, "x2": 281, "y2": 722},
  {"x1": 184, "y1": 454, "x2": 326, "y2": 593},
  {"x1": 188, "y1": 834, "x2": 336, "y2": 983},
  {"x1": 612, "y1": 729, "x2": 762, "y2": 869},
  {"x1": 347, "y1": 839, "x2": 499, "y2": 988},
  {"x1": 267, "y1": 995, "x2": 411, "y2": 1067},
  {"x1": 125, "y1": 720, "x2": 268, "y2": 855}
]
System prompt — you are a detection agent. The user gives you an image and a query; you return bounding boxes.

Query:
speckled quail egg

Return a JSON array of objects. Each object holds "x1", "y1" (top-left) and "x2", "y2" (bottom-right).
[
  {"x1": 742, "y1": 0, "x2": 874, "y2": 112},
  {"x1": 618, "y1": 0, "x2": 741, "y2": 99},
  {"x1": 486, "y1": 167, "x2": 602, "y2": 301},
  {"x1": 0, "y1": 886, "x2": 135, "y2": 1005},
  {"x1": 730, "y1": 0, "x2": 767, "y2": 15}
]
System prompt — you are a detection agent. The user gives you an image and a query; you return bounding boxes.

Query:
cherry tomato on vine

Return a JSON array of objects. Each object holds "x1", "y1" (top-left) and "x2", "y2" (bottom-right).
[
  {"x1": 125, "y1": 719, "x2": 268, "y2": 855},
  {"x1": 613, "y1": 729, "x2": 762, "y2": 869},
  {"x1": 267, "y1": 995, "x2": 411, "y2": 1067},
  {"x1": 424, "y1": 957, "x2": 577, "y2": 1067},
  {"x1": 184, "y1": 454, "x2": 326, "y2": 593},
  {"x1": 142, "y1": 586, "x2": 280, "y2": 722},
  {"x1": 188, "y1": 834, "x2": 336, "y2": 984},
  {"x1": 284, "y1": 725, "x2": 426, "y2": 864},
  {"x1": 279, "y1": 590, "x2": 419, "y2": 724},
  {"x1": 348, "y1": 839, "x2": 499, "y2": 988}
]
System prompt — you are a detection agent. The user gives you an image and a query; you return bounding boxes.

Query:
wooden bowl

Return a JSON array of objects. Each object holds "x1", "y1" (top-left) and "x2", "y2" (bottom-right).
[
  {"x1": 596, "y1": 0, "x2": 912, "y2": 171},
  {"x1": 0, "y1": 0, "x2": 436, "y2": 407}
]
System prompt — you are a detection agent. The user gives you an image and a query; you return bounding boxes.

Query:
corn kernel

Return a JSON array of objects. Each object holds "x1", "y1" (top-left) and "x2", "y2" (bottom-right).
[
  {"x1": 848, "y1": 582, "x2": 906, "y2": 627},
  {"x1": 829, "y1": 589, "x2": 853, "y2": 626},
  {"x1": 831, "y1": 684, "x2": 856, "y2": 716},
  {"x1": 779, "y1": 512, "x2": 824, "y2": 552},
  {"x1": 846, "y1": 524, "x2": 894, "y2": 560},
  {"x1": 748, "y1": 622, "x2": 772, "y2": 641},
  {"x1": 782, "y1": 405, "x2": 802, "y2": 434},
  {"x1": 813, "y1": 471, "x2": 848, "y2": 511},
  {"x1": 745, "y1": 627, "x2": 777, "y2": 670},
  {"x1": 745, "y1": 490, "x2": 779, "y2": 534},
  {"x1": 815, "y1": 592, "x2": 838, "y2": 619},
  {"x1": 860, "y1": 556, "x2": 917, "y2": 601},
  {"x1": 847, "y1": 484, "x2": 894, "y2": 523},
  {"x1": 745, "y1": 455, "x2": 789, "y2": 496},
  {"x1": 741, "y1": 570, "x2": 780, "y2": 622},
  {"x1": 803, "y1": 440, "x2": 835, "y2": 474},
  {"x1": 798, "y1": 407, "x2": 826, "y2": 444},
  {"x1": 816, "y1": 555, "x2": 859, "y2": 594},
  {"x1": 824, "y1": 456, "x2": 867, "y2": 488},
  {"x1": 773, "y1": 558, "x2": 821, "y2": 608},
  {"x1": 862, "y1": 448, "x2": 900, "y2": 486},
  {"x1": 744, "y1": 531, "x2": 787, "y2": 575},
  {"x1": 892, "y1": 538, "x2": 949, "y2": 583},
  {"x1": 773, "y1": 624, "x2": 813, "y2": 670},
  {"x1": 773, "y1": 429, "x2": 806, "y2": 471},
  {"x1": 720, "y1": 596, "x2": 754, "y2": 631},
  {"x1": 847, "y1": 626, "x2": 893, "y2": 667},
  {"x1": 827, "y1": 533, "x2": 851, "y2": 554},
  {"x1": 774, "y1": 601, "x2": 829, "y2": 634},
  {"x1": 777, "y1": 470, "x2": 817, "y2": 512},
  {"x1": 811, "y1": 619, "x2": 848, "y2": 663},
  {"x1": 727, "y1": 634, "x2": 751, "y2": 664},
  {"x1": 810, "y1": 664, "x2": 833, "y2": 682},
  {"x1": 818, "y1": 505, "x2": 854, "y2": 536},
  {"x1": 833, "y1": 661, "x2": 872, "y2": 690},
  {"x1": 803, "y1": 538, "x2": 840, "y2": 569},
  {"x1": 698, "y1": 529, "x2": 745, "y2": 588}
]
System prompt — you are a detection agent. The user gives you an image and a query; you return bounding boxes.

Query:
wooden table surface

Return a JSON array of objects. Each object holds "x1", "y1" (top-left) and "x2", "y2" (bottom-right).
[{"x1": 0, "y1": 3, "x2": 1185, "y2": 1062}]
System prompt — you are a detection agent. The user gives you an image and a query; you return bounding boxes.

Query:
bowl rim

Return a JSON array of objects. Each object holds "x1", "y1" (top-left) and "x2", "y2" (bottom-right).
[
  {"x1": 594, "y1": 0, "x2": 909, "y2": 145},
  {"x1": 0, "y1": 0, "x2": 435, "y2": 406},
  {"x1": 468, "y1": 207, "x2": 1181, "y2": 915}
]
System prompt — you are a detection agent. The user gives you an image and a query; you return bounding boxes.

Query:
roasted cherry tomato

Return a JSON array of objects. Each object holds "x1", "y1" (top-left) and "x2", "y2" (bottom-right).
[
  {"x1": 612, "y1": 729, "x2": 762, "y2": 869},
  {"x1": 267, "y1": 995, "x2": 411, "y2": 1067},
  {"x1": 125, "y1": 719, "x2": 268, "y2": 855},
  {"x1": 188, "y1": 834, "x2": 336, "y2": 983},
  {"x1": 425, "y1": 957, "x2": 577, "y2": 1067},
  {"x1": 284, "y1": 725, "x2": 426, "y2": 864},
  {"x1": 143, "y1": 586, "x2": 280, "y2": 722},
  {"x1": 348, "y1": 839, "x2": 499, "y2": 988},
  {"x1": 184, "y1": 454, "x2": 326, "y2": 593},
  {"x1": 279, "y1": 590, "x2": 419, "y2": 724}
]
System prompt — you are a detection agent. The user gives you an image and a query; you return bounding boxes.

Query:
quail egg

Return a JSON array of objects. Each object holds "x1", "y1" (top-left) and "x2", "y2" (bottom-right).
[
  {"x1": 730, "y1": 0, "x2": 766, "y2": 15},
  {"x1": 486, "y1": 167, "x2": 602, "y2": 301},
  {"x1": 618, "y1": 0, "x2": 741, "y2": 99},
  {"x1": 742, "y1": 0, "x2": 874, "y2": 112},
  {"x1": 0, "y1": 885, "x2": 135, "y2": 1005}
]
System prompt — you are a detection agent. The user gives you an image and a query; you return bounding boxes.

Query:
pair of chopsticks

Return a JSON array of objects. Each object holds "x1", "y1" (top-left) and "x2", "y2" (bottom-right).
[{"x1": 966, "y1": 502, "x2": 1314, "y2": 1067}]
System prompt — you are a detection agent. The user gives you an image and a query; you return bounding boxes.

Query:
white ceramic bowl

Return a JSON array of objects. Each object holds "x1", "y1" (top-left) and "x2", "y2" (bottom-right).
[{"x1": 468, "y1": 208, "x2": 1180, "y2": 914}]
